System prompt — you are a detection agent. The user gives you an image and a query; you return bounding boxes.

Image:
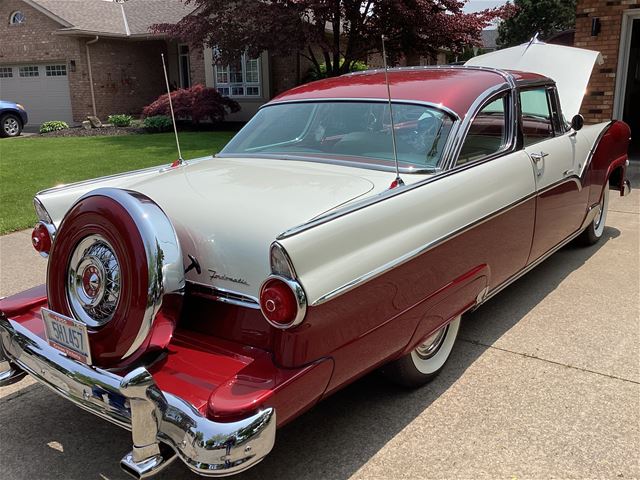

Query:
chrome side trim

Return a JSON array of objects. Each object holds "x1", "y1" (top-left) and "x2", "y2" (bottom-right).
[
  {"x1": 0, "y1": 316, "x2": 276, "y2": 477},
  {"x1": 311, "y1": 191, "x2": 537, "y2": 306},
  {"x1": 186, "y1": 281, "x2": 260, "y2": 310},
  {"x1": 276, "y1": 82, "x2": 516, "y2": 241},
  {"x1": 479, "y1": 225, "x2": 587, "y2": 305},
  {"x1": 579, "y1": 120, "x2": 615, "y2": 180}
]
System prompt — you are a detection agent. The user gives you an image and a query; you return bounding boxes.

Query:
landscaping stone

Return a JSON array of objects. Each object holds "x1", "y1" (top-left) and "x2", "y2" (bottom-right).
[
  {"x1": 81, "y1": 121, "x2": 92, "y2": 130},
  {"x1": 87, "y1": 116, "x2": 102, "y2": 128}
]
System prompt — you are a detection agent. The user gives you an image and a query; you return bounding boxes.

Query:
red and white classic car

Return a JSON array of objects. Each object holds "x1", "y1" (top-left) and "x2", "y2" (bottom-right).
[{"x1": 0, "y1": 42, "x2": 632, "y2": 478}]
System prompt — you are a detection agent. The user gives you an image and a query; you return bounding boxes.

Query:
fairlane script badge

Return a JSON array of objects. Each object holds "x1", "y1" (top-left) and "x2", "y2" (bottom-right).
[
  {"x1": 208, "y1": 269, "x2": 250, "y2": 286},
  {"x1": 42, "y1": 308, "x2": 92, "y2": 365}
]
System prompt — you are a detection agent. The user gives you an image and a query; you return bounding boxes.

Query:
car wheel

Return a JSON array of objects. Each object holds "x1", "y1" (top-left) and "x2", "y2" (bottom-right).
[
  {"x1": 381, "y1": 316, "x2": 461, "y2": 388},
  {"x1": 0, "y1": 113, "x2": 22, "y2": 137},
  {"x1": 578, "y1": 185, "x2": 609, "y2": 246}
]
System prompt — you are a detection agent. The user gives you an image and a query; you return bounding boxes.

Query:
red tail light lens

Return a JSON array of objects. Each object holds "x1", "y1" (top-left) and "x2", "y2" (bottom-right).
[
  {"x1": 259, "y1": 277, "x2": 306, "y2": 329},
  {"x1": 32, "y1": 222, "x2": 53, "y2": 256}
]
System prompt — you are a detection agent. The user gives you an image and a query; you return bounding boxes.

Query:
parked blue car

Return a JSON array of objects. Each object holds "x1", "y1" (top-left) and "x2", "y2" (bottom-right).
[{"x1": 0, "y1": 100, "x2": 28, "y2": 137}]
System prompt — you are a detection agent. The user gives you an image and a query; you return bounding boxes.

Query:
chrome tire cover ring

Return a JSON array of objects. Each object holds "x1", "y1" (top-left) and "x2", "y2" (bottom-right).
[{"x1": 67, "y1": 235, "x2": 121, "y2": 328}]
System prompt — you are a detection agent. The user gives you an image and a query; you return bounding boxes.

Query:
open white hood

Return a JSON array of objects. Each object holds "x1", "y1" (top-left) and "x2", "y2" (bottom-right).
[{"x1": 465, "y1": 40, "x2": 603, "y2": 120}]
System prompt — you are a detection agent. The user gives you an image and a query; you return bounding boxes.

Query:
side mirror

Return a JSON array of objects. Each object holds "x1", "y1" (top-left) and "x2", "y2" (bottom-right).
[{"x1": 571, "y1": 114, "x2": 584, "y2": 132}]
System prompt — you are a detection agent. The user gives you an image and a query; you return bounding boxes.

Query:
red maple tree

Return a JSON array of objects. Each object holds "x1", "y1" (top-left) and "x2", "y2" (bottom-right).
[{"x1": 153, "y1": 1, "x2": 512, "y2": 78}]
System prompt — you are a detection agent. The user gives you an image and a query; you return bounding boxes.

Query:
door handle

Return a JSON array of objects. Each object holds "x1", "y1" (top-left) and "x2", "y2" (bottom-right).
[
  {"x1": 530, "y1": 151, "x2": 548, "y2": 176},
  {"x1": 563, "y1": 169, "x2": 575, "y2": 177}
]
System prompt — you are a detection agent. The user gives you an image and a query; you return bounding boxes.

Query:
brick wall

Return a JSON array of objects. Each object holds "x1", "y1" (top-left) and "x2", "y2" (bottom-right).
[
  {"x1": 575, "y1": 0, "x2": 639, "y2": 124},
  {"x1": 1, "y1": 0, "x2": 174, "y2": 122},
  {"x1": 82, "y1": 39, "x2": 168, "y2": 120}
]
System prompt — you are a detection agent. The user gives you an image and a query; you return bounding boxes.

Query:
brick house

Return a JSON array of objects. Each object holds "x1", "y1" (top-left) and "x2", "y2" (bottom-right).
[
  {"x1": 0, "y1": 0, "x2": 304, "y2": 126},
  {"x1": 574, "y1": 0, "x2": 639, "y2": 151}
]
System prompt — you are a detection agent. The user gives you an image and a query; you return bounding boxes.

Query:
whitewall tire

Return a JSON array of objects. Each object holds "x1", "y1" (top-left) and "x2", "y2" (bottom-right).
[
  {"x1": 579, "y1": 186, "x2": 609, "y2": 246},
  {"x1": 381, "y1": 316, "x2": 461, "y2": 387}
]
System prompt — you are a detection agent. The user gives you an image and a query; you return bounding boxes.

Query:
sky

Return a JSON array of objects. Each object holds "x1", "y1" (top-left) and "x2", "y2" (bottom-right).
[
  {"x1": 463, "y1": 0, "x2": 510, "y2": 29},
  {"x1": 463, "y1": 0, "x2": 509, "y2": 13}
]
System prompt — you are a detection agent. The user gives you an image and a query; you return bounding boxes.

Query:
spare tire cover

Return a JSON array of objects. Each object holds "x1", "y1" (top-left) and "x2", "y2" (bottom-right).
[{"x1": 47, "y1": 188, "x2": 184, "y2": 367}]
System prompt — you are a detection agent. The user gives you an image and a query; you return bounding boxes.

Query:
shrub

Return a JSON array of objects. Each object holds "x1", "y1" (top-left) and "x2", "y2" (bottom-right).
[
  {"x1": 107, "y1": 114, "x2": 133, "y2": 127},
  {"x1": 305, "y1": 59, "x2": 369, "y2": 82},
  {"x1": 143, "y1": 115, "x2": 173, "y2": 133},
  {"x1": 142, "y1": 84, "x2": 241, "y2": 124},
  {"x1": 39, "y1": 121, "x2": 69, "y2": 134}
]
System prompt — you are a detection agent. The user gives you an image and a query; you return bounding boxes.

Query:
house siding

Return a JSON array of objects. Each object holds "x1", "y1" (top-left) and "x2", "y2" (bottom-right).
[{"x1": 574, "y1": 0, "x2": 640, "y2": 124}]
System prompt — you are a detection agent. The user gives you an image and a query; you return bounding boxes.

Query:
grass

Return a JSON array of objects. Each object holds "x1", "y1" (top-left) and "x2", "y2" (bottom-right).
[{"x1": 0, "y1": 131, "x2": 236, "y2": 234}]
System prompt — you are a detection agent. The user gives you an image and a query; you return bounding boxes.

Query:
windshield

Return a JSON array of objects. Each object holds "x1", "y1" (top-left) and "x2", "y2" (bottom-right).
[{"x1": 220, "y1": 101, "x2": 455, "y2": 171}]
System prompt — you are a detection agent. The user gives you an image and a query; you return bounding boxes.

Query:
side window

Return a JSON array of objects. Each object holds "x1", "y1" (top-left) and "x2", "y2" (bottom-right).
[
  {"x1": 457, "y1": 94, "x2": 508, "y2": 166},
  {"x1": 520, "y1": 88, "x2": 554, "y2": 147}
]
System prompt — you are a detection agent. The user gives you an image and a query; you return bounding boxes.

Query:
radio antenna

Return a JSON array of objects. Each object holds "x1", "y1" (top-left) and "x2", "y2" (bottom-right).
[
  {"x1": 381, "y1": 35, "x2": 403, "y2": 188},
  {"x1": 161, "y1": 53, "x2": 183, "y2": 164}
]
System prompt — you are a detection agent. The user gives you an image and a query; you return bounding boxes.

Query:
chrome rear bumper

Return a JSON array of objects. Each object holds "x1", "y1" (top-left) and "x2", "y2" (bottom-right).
[{"x1": 0, "y1": 315, "x2": 276, "y2": 478}]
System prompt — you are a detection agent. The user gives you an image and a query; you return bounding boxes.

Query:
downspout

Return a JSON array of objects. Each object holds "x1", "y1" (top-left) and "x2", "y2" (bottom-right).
[{"x1": 85, "y1": 36, "x2": 99, "y2": 117}]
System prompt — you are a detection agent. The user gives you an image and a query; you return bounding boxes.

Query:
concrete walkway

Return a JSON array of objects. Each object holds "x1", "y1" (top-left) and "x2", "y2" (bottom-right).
[{"x1": 0, "y1": 178, "x2": 638, "y2": 479}]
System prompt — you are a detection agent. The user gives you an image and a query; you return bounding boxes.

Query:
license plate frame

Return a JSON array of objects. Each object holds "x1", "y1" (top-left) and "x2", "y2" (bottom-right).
[{"x1": 42, "y1": 308, "x2": 92, "y2": 365}]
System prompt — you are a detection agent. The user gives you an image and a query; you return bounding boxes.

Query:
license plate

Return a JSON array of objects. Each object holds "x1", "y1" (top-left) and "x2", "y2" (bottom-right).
[{"x1": 42, "y1": 308, "x2": 92, "y2": 365}]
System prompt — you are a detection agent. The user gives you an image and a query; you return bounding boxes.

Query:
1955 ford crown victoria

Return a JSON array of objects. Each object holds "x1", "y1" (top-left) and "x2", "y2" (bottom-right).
[{"x1": 0, "y1": 42, "x2": 632, "y2": 478}]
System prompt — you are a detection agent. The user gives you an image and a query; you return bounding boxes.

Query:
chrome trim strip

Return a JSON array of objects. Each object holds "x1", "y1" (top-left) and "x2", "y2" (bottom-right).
[
  {"x1": 480, "y1": 225, "x2": 587, "y2": 305},
  {"x1": 275, "y1": 82, "x2": 516, "y2": 241},
  {"x1": 0, "y1": 316, "x2": 276, "y2": 477},
  {"x1": 311, "y1": 191, "x2": 538, "y2": 306},
  {"x1": 262, "y1": 97, "x2": 461, "y2": 121},
  {"x1": 186, "y1": 281, "x2": 260, "y2": 310}
]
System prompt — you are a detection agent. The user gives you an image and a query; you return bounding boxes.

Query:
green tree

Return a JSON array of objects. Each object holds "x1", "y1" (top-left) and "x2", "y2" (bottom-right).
[{"x1": 497, "y1": 0, "x2": 576, "y2": 48}]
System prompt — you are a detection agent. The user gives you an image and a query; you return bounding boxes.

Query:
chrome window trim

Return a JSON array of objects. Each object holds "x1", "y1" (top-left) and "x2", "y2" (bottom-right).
[
  {"x1": 276, "y1": 81, "x2": 513, "y2": 240},
  {"x1": 261, "y1": 97, "x2": 461, "y2": 122}
]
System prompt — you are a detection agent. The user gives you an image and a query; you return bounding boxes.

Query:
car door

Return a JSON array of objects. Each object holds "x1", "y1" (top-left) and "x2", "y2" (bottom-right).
[{"x1": 522, "y1": 86, "x2": 591, "y2": 262}]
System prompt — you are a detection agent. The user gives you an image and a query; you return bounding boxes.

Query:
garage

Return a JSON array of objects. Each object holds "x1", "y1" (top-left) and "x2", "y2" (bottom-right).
[{"x1": 0, "y1": 63, "x2": 73, "y2": 127}]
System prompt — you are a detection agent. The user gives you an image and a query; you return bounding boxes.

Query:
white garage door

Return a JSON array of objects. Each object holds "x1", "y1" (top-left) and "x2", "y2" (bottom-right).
[{"x1": 0, "y1": 63, "x2": 73, "y2": 126}]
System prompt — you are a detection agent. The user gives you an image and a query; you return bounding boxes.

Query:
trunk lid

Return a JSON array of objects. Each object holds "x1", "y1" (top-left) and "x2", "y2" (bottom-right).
[{"x1": 466, "y1": 40, "x2": 603, "y2": 120}]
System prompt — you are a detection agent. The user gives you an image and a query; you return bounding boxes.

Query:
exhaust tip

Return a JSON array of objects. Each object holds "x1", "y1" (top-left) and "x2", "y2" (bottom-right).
[{"x1": 121, "y1": 444, "x2": 177, "y2": 479}]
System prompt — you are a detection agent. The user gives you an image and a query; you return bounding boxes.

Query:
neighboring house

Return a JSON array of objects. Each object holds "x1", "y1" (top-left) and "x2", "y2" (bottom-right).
[
  {"x1": 574, "y1": 0, "x2": 639, "y2": 148},
  {"x1": 0, "y1": 0, "x2": 301, "y2": 126}
]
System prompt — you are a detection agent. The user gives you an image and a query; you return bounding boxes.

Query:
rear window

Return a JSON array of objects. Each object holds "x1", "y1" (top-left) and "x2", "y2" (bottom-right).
[{"x1": 220, "y1": 101, "x2": 455, "y2": 171}]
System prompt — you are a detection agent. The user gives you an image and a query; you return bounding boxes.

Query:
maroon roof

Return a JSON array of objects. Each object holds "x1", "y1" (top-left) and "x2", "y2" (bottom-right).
[{"x1": 271, "y1": 68, "x2": 549, "y2": 118}]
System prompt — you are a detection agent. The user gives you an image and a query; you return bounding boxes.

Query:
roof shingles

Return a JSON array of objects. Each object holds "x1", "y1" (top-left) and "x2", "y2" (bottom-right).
[{"x1": 28, "y1": 0, "x2": 193, "y2": 36}]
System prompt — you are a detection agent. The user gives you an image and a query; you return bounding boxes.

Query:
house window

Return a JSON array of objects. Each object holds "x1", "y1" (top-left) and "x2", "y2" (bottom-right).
[
  {"x1": 9, "y1": 11, "x2": 25, "y2": 25},
  {"x1": 19, "y1": 66, "x2": 39, "y2": 77},
  {"x1": 46, "y1": 65, "x2": 67, "y2": 77},
  {"x1": 178, "y1": 44, "x2": 191, "y2": 88},
  {"x1": 0, "y1": 67, "x2": 12, "y2": 78},
  {"x1": 215, "y1": 55, "x2": 261, "y2": 97}
]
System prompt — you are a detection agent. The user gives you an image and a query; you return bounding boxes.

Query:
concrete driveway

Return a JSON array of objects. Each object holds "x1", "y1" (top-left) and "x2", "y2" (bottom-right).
[{"x1": 1, "y1": 175, "x2": 638, "y2": 479}]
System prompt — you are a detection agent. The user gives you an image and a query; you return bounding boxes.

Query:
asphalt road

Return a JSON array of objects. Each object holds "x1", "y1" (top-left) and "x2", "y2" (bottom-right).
[{"x1": 1, "y1": 170, "x2": 638, "y2": 479}]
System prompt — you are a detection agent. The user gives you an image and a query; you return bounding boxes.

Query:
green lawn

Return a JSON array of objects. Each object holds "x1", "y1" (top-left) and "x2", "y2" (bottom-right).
[{"x1": 0, "y1": 131, "x2": 236, "y2": 234}]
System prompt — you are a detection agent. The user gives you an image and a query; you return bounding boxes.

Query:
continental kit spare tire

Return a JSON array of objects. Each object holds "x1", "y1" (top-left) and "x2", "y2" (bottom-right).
[{"x1": 47, "y1": 188, "x2": 185, "y2": 367}]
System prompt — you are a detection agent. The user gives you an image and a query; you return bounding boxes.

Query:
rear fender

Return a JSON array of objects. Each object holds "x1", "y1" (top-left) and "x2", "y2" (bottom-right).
[{"x1": 589, "y1": 120, "x2": 631, "y2": 202}]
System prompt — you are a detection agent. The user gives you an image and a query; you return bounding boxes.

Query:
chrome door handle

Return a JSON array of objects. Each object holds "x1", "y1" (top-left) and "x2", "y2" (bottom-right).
[
  {"x1": 563, "y1": 169, "x2": 575, "y2": 177},
  {"x1": 530, "y1": 151, "x2": 549, "y2": 161}
]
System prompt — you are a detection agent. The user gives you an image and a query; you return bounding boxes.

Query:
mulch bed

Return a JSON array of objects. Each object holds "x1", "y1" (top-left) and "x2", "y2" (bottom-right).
[{"x1": 40, "y1": 126, "x2": 145, "y2": 138}]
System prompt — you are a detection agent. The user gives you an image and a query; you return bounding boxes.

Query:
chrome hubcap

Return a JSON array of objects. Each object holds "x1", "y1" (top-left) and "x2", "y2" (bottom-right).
[
  {"x1": 415, "y1": 325, "x2": 449, "y2": 359},
  {"x1": 67, "y1": 235, "x2": 120, "y2": 327},
  {"x1": 4, "y1": 118, "x2": 19, "y2": 135}
]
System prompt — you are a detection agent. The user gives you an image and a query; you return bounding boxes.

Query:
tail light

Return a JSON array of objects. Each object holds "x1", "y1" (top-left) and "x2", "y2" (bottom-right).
[
  {"x1": 32, "y1": 222, "x2": 54, "y2": 257},
  {"x1": 259, "y1": 276, "x2": 307, "y2": 329}
]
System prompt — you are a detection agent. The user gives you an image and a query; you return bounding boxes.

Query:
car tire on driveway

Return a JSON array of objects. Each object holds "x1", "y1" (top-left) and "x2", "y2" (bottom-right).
[{"x1": 0, "y1": 113, "x2": 22, "y2": 138}]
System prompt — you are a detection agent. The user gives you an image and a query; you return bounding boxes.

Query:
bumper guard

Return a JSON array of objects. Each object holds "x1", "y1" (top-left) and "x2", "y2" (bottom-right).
[{"x1": 0, "y1": 315, "x2": 276, "y2": 478}]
